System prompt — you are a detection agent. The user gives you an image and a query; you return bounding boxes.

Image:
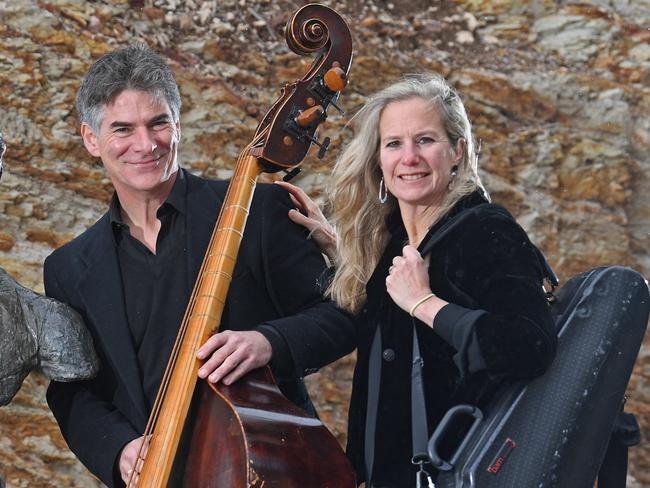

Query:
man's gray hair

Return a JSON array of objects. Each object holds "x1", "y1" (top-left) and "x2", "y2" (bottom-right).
[{"x1": 76, "y1": 44, "x2": 182, "y2": 134}]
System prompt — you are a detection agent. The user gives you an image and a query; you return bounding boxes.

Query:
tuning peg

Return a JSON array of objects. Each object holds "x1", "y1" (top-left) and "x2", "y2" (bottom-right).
[
  {"x1": 295, "y1": 105, "x2": 325, "y2": 128},
  {"x1": 323, "y1": 66, "x2": 347, "y2": 92},
  {"x1": 316, "y1": 136, "x2": 331, "y2": 158},
  {"x1": 304, "y1": 134, "x2": 331, "y2": 159},
  {"x1": 282, "y1": 167, "x2": 302, "y2": 182}
]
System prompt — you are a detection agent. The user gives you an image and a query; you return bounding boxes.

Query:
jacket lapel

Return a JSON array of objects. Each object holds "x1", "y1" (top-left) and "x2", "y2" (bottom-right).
[
  {"x1": 184, "y1": 172, "x2": 225, "y2": 286},
  {"x1": 76, "y1": 214, "x2": 149, "y2": 429}
]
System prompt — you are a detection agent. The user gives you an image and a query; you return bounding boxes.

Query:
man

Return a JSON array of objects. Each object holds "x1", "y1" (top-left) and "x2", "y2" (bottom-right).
[{"x1": 45, "y1": 44, "x2": 355, "y2": 487}]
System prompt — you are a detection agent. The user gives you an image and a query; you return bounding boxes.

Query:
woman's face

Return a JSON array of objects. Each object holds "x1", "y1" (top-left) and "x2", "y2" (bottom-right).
[{"x1": 378, "y1": 97, "x2": 462, "y2": 212}]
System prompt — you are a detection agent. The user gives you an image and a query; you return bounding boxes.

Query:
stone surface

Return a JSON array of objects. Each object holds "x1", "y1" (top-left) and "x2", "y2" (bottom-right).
[
  {"x1": 0, "y1": 267, "x2": 99, "y2": 406},
  {"x1": 0, "y1": 0, "x2": 648, "y2": 486}
]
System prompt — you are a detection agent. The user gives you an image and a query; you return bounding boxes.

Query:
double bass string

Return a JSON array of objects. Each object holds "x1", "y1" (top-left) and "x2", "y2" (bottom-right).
[{"x1": 128, "y1": 133, "x2": 268, "y2": 485}]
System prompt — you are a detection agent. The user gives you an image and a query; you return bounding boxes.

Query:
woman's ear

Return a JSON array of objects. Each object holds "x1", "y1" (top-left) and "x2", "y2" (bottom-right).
[
  {"x1": 454, "y1": 137, "x2": 465, "y2": 163},
  {"x1": 80, "y1": 124, "x2": 100, "y2": 158}
]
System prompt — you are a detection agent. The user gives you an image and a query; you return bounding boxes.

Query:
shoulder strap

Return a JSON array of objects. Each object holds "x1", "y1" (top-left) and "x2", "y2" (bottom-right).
[
  {"x1": 364, "y1": 326, "x2": 382, "y2": 485},
  {"x1": 418, "y1": 204, "x2": 490, "y2": 257},
  {"x1": 597, "y1": 406, "x2": 640, "y2": 488},
  {"x1": 419, "y1": 203, "x2": 558, "y2": 288}
]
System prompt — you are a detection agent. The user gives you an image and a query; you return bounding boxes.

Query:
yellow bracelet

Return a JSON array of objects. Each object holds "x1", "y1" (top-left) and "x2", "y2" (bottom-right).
[{"x1": 409, "y1": 293, "x2": 436, "y2": 317}]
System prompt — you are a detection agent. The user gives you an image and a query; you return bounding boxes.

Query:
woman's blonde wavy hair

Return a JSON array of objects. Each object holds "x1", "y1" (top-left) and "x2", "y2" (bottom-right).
[{"x1": 327, "y1": 73, "x2": 488, "y2": 313}]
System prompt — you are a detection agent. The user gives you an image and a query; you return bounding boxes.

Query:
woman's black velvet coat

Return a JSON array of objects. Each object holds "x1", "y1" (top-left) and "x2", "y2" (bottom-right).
[{"x1": 346, "y1": 192, "x2": 557, "y2": 487}]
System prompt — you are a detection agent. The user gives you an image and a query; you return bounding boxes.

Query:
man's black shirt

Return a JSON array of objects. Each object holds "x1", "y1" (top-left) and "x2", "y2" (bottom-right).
[{"x1": 110, "y1": 171, "x2": 189, "y2": 411}]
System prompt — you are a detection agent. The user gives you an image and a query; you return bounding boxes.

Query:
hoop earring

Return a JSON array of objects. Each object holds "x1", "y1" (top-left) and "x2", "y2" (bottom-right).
[
  {"x1": 448, "y1": 168, "x2": 458, "y2": 191},
  {"x1": 379, "y1": 177, "x2": 388, "y2": 204}
]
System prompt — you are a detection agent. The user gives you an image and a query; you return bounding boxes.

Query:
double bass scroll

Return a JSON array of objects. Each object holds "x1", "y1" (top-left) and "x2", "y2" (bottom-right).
[
  {"x1": 131, "y1": 4, "x2": 355, "y2": 487},
  {"x1": 254, "y1": 4, "x2": 352, "y2": 169}
]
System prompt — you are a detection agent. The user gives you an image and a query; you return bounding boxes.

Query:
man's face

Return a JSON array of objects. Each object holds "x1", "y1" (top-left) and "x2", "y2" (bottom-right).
[{"x1": 81, "y1": 89, "x2": 180, "y2": 197}]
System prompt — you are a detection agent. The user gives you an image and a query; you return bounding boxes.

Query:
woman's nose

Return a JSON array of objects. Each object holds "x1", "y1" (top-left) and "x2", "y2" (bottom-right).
[{"x1": 400, "y1": 142, "x2": 419, "y2": 165}]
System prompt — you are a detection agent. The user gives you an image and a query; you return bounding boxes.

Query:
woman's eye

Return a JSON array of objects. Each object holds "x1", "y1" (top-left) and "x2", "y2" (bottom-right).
[
  {"x1": 418, "y1": 136, "x2": 434, "y2": 144},
  {"x1": 385, "y1": 140, "x2": 400, "y2": 148}
]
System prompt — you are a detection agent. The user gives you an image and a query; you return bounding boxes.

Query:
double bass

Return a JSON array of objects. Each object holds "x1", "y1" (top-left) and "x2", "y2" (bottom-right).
[{"x1": 128, "y1": 4, "x2": 355, "y2": 487}]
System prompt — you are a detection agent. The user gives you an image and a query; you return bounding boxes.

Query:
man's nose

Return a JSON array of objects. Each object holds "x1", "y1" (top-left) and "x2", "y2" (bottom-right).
[{"x1": 131, "y1": 128, "x2": 157, "y2": 153}]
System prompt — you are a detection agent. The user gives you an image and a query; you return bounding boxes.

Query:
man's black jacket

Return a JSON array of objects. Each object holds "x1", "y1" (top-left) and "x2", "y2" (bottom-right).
[{"x1": 44, "y1": 170, "x2": 355, "y2": 487}]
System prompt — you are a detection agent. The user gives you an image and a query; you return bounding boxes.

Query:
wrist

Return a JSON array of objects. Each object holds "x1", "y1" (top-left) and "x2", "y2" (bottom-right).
[
  {"x1": 409, "y1": 293, "x2": 436, "y2": 317},
  {"x1": 324, "y1": 228, "x2": 337, "y2": 259}
]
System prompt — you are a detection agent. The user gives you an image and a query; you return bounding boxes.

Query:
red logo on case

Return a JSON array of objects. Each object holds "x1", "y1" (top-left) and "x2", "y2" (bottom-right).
[{"x1": 486, "y1": 437, "x2": 517, "y2": 475}]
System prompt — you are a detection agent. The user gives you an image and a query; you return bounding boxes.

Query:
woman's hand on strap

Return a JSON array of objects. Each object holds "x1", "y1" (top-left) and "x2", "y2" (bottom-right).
[
  {"x1": 275, "y1": 181, "x2": 337, "y2": 260},
  {"x1": 386, "y1": 245, "x2": 445, "y2": 326}
]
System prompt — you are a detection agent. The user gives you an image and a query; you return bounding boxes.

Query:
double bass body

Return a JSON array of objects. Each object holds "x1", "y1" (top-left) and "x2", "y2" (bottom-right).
[{"x1": 183, "y1": 369, "x2": 355, "y2": 487}]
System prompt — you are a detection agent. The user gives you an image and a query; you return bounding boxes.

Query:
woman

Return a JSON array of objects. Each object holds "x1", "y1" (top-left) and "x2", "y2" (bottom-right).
[{"x1": 277, "y1": 73, "x2": 556, "y2": 487}]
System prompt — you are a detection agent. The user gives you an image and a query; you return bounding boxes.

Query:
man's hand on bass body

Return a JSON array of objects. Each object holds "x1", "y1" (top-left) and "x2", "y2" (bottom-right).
[{"x1": 196, "y1": 330, "x2": 272, "y2": 385}]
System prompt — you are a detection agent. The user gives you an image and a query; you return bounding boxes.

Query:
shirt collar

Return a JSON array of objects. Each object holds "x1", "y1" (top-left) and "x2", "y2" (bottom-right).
[
  {"x1": 109, "y1": 168, "x2": 188, "y2": 230},
  {"x1": 162, "y1": 168, "x2": 187, "y2": 215}
]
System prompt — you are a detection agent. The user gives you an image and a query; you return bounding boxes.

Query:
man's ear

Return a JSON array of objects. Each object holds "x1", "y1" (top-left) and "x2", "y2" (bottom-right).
[
  {"x1": 175, "y1": 119, "x2": 181, "y2": 142},
  {"x1": 80, "y1": 123, "x2": 100, "y2": 157}
]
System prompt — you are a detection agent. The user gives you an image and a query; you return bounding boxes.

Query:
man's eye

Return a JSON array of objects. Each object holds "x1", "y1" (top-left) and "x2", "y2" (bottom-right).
[{"x1": 114, "y1": 127, "x2": 130, "y2": 134}]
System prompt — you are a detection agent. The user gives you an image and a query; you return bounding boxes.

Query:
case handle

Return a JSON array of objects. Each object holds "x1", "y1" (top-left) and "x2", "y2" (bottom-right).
[{"x1": 427, "y1": 404, "x2": 483, "y2": 471}]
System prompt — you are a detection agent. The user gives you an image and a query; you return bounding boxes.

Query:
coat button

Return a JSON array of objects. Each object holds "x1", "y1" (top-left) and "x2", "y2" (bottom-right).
[{"x1": 382, "y1": 348, "x2": 396, "y2": 362}]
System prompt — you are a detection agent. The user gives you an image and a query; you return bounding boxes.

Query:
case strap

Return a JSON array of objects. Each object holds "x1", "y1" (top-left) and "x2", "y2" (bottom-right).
[
  {"x1": 597, "y1": 407, "x2": 640, "y2": 488},
  {"x1": 364, "y1": 326, "x2": 382, "y2": 485}
]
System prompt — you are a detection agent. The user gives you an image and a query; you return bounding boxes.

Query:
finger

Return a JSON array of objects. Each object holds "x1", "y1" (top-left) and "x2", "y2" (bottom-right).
[
  {"x1": 125, "y1": 465, "x2": 139, "y2": 486},
  {"x1": 275, "y1": 180, "x2": 310, "y2": 208},
  {"x1": 198, "y1": 340, "x2": 237, "y2": 379},
  {"x1": 277, "y1": 181, "x2": 326, "y2": 222},
  {"x1": 288, "y1": 208, "x2": 313, "y2": 228},
  {"x1": 196, "y1": 331, "x2": 229, "y2": 359},
  {"x1": 222, "y1": 357, "x2": 254, "y2": 385},
  {"x1": 141, "y1": 435, "x2": 151, "y2": 457},
  {"x1": 402, "y1": 244, "x2": 420, "y2": 256},
  {"x1": 127, "y1": 472, "x2": 139, "y2": 488},
  {"x1": 287, "y1": 194, "x2": 304, "y2": 212},
  {"x1": 402, "y1": 245, "x2": 421, "y2": 260},
  {"x1": 303, "y1": 197, "x2": 321, "y2": 217},
  {"x1": 208, "y1": 349, "x2": 245, "y2": 384},
  {"x1": 135, "y1": 455, "x2": 145, "y2": 473},
  {"x1": 385, "y1": 274, "x2": 396, "y2": 294}
]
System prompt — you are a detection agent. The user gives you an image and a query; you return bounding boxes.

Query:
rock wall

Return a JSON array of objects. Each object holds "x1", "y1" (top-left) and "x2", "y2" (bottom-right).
[{"x1": 0, "y1": 0, "x2": 648, "y2": 486}]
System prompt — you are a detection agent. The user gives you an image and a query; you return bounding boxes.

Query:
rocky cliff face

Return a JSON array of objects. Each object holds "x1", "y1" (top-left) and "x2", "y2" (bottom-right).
[{"x1": 1, "y1": 0, "x2": 648, "y2": 486}]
